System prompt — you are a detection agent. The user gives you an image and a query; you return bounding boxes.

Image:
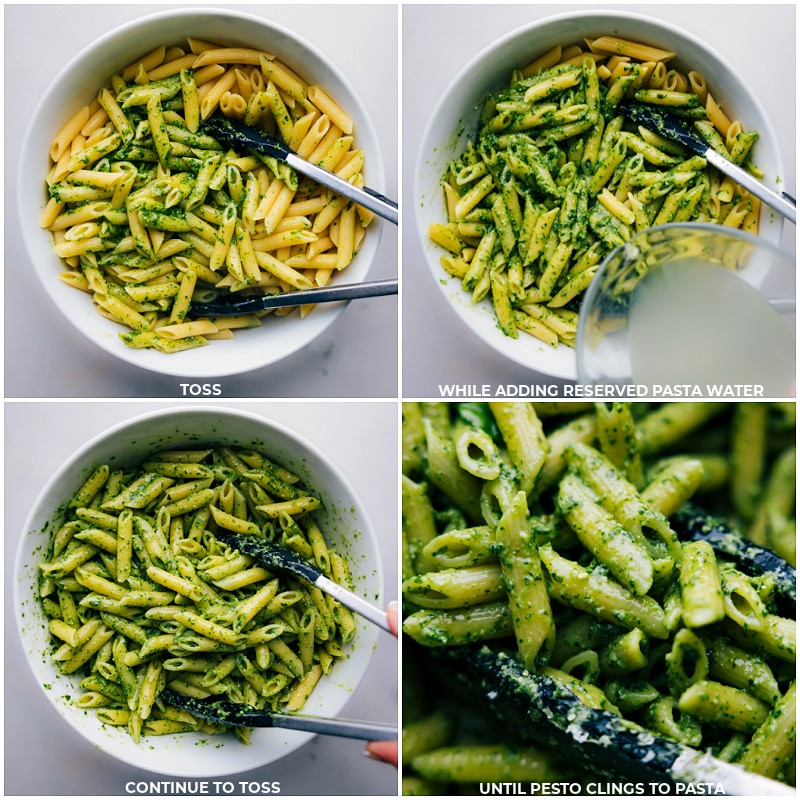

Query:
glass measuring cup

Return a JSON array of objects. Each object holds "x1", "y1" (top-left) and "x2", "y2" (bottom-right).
[{"x1": 576, "y1": 223, "x2": 795, "y2": 397}]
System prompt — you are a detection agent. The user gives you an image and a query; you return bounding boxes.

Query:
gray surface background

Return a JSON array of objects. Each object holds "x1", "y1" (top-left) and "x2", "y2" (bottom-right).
[
  {"x1": 5, "y1": 401, "x2": 398, "y2": 795},
  {"x1": 4, "y1": 4, "x2": 398, "y2": 398},
  {"x1": 402, "y1": 3, "x2": 796, "y2": 397}
]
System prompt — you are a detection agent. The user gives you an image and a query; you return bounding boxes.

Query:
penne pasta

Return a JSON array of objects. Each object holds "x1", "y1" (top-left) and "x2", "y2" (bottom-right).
[
  {"x1": 429, "y1": 33, "x2": 765, "y2": 346},
  {"x1": 41, "y1": 36, "x2": 376, "y2": 355},
  {"x1": 402, "y1": 401, "x2": 796, "y2": 789},
  {"x1": 36, "y1": 444, "x2": 361, "y2": 744}
]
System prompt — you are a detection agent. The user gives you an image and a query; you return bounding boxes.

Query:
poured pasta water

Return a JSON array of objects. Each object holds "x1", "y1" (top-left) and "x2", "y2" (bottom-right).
[{"x1": 628, "y1": 259, "x2": 795, "y2": 395}]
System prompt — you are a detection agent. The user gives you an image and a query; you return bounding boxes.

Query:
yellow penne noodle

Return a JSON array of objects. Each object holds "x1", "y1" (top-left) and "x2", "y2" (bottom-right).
[
  {"x1": 49, "y1": 106, "x2": 91, "y2": 162},
  {"x1": 706, "y1": 92, "x2": 733, "y2": 137},
  {"x1": 587, "y1": 35, "x2": 675, "y2": 63},
  {"x1": 307, "y1": 125, "x2": 343, "y2": 166},
  {"x1": 219, "y1": 91, "x2": 247, "y2": 118},
  {"x1": 81, "y1": 106, "x2": 110, "y2": 137},
  {"x1": 688, "y1": 70, "x2": 708, "y2": 104},
  {"x1": 193, "y1": 47, "x2": 268, "y2": 67},
  {"x1": 307, "y1": 85, "x2": 353, "y2": 135},
  {"x1": 155, "y1": 320, "x2": 219, "y2": 340},
  {"x1": 296, "y1": 114, "x2": 332, "y2": 159},
  {"x1": 121, "y1": 44, "x2": 166, "y2": 81},
  {"x1": 255, "y1": 252, "x2": 315, "y2": 289},
  {"x1": 199, "y1": 68, "x2": 238, "y2": 119}
]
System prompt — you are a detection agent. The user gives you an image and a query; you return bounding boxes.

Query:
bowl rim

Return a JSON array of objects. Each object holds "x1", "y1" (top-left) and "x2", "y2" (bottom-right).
[
  {"x1": 17, "y1": 6, "x2": 386, "y2": 379},
  {"x1": 13, "y1": 404, "x2": 383, "y2": 776},
  {"x1": 414, "y1": 7, "x2": 787, "y2": 379}
]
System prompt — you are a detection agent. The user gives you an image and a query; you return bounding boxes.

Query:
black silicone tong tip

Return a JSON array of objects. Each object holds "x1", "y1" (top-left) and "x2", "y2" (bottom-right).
[
  {"x1": 161, "y1": 688, "x2": 397, "y2": 740},
  {"x1": 617, "y1": 100, "x2": 706, "y2": 155},
  {"x1": 202, "y1": 115, "x2": 289, "y2": 160},
  {"x1": 161, "y1": 688, "x2": 276, "y2": 728},
  {"x1": 213, "y1": 528, "x2": 320, "y2": 583}
]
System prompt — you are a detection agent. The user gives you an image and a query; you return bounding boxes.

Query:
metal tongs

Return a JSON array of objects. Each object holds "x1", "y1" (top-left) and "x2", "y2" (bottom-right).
[
  {"x1": 618, "y1": 101, "x2": 796, "y2": 224},
  {"x1": 212, "y1": 528, "x2": 394, "y2": 634},
  {"x1": 161, "y1": 688, "x2": 396, "y2": 741},
  {"x1": 189, "y1": 277, "x2": 397, "y2": 317},
  {"x1": 425, "y1": 510, "x2": 795, "y2": 794},
  {"x1": 202, "y1": 115, "x2": 398, "y2": 225},
  {"x1": 162, "y1": 529, "x2": 397, "y2": 740}
]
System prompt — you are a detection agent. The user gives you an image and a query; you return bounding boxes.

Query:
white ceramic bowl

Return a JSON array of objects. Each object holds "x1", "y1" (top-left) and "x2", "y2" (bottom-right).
[
  {"x1": 414, "y1": 9, "x2": 785, "y2": 380},
  {"x1": 14, "y1": 407, "x2": 382, "y2": 777},
  {"x1": 18, "y1": 8, "x2": 385, "y2": 378}
]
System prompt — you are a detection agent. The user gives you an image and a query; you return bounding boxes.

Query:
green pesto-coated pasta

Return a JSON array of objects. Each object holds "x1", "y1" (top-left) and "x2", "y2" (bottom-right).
[
  {"x1": 402, "y1": 475, "x2": 442, "y2": 575},
  {"x1": 749, "y1": 445, "x2": 796, "y2": 565},
  {"x1": 402, "y1": 775, "x2": 448, "y2": 796},
  {"x1": 564, "y1": 441, "x2": 680, "y2": 563},
  {"x1": 412, "y1": 745, "x2": 560, "y2": 783},
  {"x1": 644, "y1": 694, "x2": 702, "y2": 746},
  {"x1": 401, "y1": 401, "x2": 796, "y2": 789},
  {"x1": 605, "y1": 678, "x2": 660, "y2": 715},
  {"x1": 540, "y1": 544, "x2": 668, "y2": 639},
  {"x1": 641, "y1": 456, "x2": 705, "y2": 518},
  {"x1": 495, "y1": 491, "x2": 554, "y2": 669},
  {"x1": 401, "y1": 564, "x2": 506, "y2": 609},
  {"x1": 635, "y1": 403, "x2": 726, "y2": 456},
  {"x1": 703, "y1": 635, "x2": 780, "y2": 705},
  {"x1": 679, "y1": 541, "x2": 725, "y2": 628},
  {"x1": 665, "y1": 627, "x2": 708, "y2": 696},
  {"x1": 678, "y1": 680, "x2": 770, "y2": 733},
  {"x1": 534, "y1": 413, "x2": 598, "y2": 495},
  {"x1": 738, "y1": 682, "x2": 796, "y2": 778},
  {"x1": 422, "y1": 417, "x2": 483, "y2": 525},
  {"x1": 726, "y1": 614, "x2": 796, "y2": 664},
  {"x1": 541, "y1": 666, "x2": 619, "y2": 715},
  {"x1": 557, "y1": 472, "x2": 654, "y2": 596},
  {"x1": 403, "y1": 711, "x2": 454, "y2": 763},
  {"x1": 599, "y1": 628, "x2": 649, "y2": 676},
  {"x1": 402, "y1": 602, "x2": 514, "y2": 647},
  {"x1": 402, "y1": 402, "x2": 427, "y2": 478},
  {"x1": 719, "y1": 562, "x2": 769, "y2": 630},
  {"x1": 37, "y1": 444, "x2": 358, "y2": 744},
  {"x1": 730, "y1": 403, "x2": 768, "y2": 521},
  {"x1": 454, "y1": 422, "x2": 502, "y2": 481},
  {"x1": 594, "y1": 401, "x2": 644, "y2": 488},
  {"x1": 421, "y1": 525, "x2": 496, "y2": 570},
  {"x1": 489, "y1": 402, "x2": 548, "y2": 496}
]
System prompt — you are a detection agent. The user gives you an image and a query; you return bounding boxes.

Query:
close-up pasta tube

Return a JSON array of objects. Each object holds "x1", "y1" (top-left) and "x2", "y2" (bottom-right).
[{"x1": 402, "y1": 401, "x2": 796, "y2": 794}]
